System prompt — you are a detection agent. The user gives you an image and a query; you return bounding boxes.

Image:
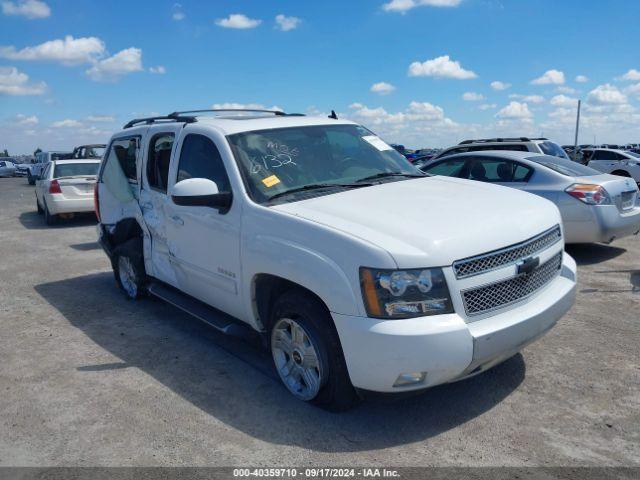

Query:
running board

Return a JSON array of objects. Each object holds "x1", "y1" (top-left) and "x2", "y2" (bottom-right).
[{"x1": 147, "y1": 282, "x2": 252, "y2": 337}]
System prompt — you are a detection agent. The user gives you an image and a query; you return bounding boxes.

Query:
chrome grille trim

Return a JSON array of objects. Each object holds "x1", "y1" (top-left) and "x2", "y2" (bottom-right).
[
  {"x1": 453, "y1": 225, "x2": 562, "y2": 279},
  {"x1": 462, "y1": 251, "x2": 562, "y2": 316}
]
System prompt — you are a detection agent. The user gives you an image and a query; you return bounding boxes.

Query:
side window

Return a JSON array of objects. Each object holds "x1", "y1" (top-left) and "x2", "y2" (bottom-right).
[
  {"x1": 422, "y1": 159, "x2": 466, "y2": 177},
  {"x1": 471, "y1": 158, "x2": 533, "y2": 182},
  {"x1": 616, "y1": 152, "x2": 629, "y2": 161},
  {"x1": 146, "y1": 133, "x2": 174, "y2": 193},
  {"x1": 41, "y1": 163, "x2": 51, "y2": 179},
  {"x1": 176, "y1": 134, "x2": 230, "y2": 192},
  {"x1": 105, "y1": 137, "x2": 139, "y2": 182}
]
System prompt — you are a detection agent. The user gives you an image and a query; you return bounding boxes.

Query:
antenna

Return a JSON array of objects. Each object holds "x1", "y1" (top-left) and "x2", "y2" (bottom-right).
[{"x1": 328, "y1": 110, "x2": 338, "y2": 120}]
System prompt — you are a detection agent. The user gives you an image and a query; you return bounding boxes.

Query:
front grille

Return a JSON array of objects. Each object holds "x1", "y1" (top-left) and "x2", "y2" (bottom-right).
[
  {"x1": 462, "y1": 251, "x2": 562, "y2": 316},
  {"x1": 453, "y1": 225, "x2": 561, "y2": 279}
]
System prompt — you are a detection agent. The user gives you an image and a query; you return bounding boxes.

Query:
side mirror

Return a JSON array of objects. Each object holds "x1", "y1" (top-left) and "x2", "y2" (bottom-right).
[{"x1": 171, "y1": 178, "x2": 232, "y2": 212}]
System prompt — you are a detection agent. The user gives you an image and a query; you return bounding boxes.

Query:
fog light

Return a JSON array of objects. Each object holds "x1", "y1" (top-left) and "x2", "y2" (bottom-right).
[{"x1": 393, "y1": 372, "x2": 427, "y2": 387}]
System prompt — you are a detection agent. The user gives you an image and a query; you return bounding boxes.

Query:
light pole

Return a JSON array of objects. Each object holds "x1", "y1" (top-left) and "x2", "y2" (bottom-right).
[{"x1": 573, "y1": 99, "x2": 581, "y2": 153}]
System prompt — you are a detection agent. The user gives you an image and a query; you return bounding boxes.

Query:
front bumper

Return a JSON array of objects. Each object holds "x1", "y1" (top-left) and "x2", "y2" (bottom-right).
[{"x1": 332, "y1": 253, "x2": 577, "y2": 393}]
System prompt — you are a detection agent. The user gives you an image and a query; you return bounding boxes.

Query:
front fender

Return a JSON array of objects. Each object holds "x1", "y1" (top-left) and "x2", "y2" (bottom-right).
[{"x1": 242, "y1": 234, "x2": 361, "y2": 321}]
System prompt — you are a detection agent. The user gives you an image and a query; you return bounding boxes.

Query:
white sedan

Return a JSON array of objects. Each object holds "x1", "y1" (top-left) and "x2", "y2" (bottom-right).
[
  {"x1": 35, "y1": 159, "x2": 101, "y2": 225},
  {"x1": 0, "y1": 160, "x2": 17, "y2": 177}
]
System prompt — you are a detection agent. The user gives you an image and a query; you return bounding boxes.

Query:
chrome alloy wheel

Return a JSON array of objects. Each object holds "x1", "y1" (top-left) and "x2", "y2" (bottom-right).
[
  {"x1": 118, "y1": 256, "x2": 138, "y2": 298},
  {"x1": 271, "y1": 317, "x2": 323, "y2": 401}
]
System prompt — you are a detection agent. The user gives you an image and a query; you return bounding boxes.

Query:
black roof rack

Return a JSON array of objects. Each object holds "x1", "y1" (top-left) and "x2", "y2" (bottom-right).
[
  {"x1": 123, "y1": 108, "x2": 307, "y2": 129},
  {"x1": 169, "y1": 108, "x2": 288, "y2": 117},
  {"x1": 458, "y1": 137, "x2": 548, "y2": 145},
  {"x1": 123, "y1": 114, "x2": 196, "y2": 129}
]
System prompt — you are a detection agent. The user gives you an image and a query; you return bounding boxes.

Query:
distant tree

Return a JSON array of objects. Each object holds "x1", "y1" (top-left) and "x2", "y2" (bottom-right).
[
  {"x1": 34, "y1": 147, "x2": 42, "y2": 156},
  {"x1": 0, "y1": 149, "x2": 8, "y2": 157}
]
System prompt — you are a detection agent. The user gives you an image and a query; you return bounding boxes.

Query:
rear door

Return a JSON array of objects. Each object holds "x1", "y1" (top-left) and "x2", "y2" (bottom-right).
[
  {"x1": 139, "y1": 126, "x2": 183, "y2": 287},
  {"x1": 35, "y1": 162, "x2": 52, "y2": 203},
  {"x1": 588, "y1": 150, "x2": 618, "y2": 173},
  {"x1": 97, "y1": 134, "x2": 143, "y2": 225}
]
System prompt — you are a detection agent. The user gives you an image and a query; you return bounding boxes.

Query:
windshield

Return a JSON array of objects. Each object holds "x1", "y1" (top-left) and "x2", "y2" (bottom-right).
[
  {"x1": 228, "y1": 124, "x2": 420, "y2": 204},
  {"x1": 78, "y1": 146, "x2": 105, "y2": 158},
  {"x1": 528, "y1": 155, "x2": 600, "y2": 177},
  {"x1": 51, "y1": 152, "x2": 74, "y2": 161},
  {"x1": 54, "y1": 162, "x2": 100, "y2": 178},
  {"x1": 538, "y1": 141, "x2": 569, "y2": 159}
]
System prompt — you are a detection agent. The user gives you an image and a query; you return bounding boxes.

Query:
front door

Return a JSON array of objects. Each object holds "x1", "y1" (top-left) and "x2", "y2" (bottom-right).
[{"x1": 163, "y1": 131, "x2": 243, "y2": 319}]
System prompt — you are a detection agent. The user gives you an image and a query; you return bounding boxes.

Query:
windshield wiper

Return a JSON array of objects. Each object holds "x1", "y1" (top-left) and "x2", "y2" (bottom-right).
[
  {"x1": 268, "y1": 182, "x2": 370, "y2": 202},
  {"x1": 356, "y1": 172, "x2": 427, "y2": 183}
]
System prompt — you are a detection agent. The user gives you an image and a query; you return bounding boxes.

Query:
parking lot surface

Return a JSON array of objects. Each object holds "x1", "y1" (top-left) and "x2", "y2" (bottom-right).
[{"x1": 0, "y1": 176, "x2": 638, "y2": 466}]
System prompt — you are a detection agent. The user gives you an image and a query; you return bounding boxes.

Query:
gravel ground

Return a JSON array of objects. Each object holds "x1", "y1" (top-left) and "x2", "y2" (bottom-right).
[{"x1": 0, "y1": 176, "x2": 638, "y2": 467}]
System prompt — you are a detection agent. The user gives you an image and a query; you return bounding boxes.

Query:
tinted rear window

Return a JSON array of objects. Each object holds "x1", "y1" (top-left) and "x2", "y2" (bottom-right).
[
  {"x1": 538, "y1": 141, "x2": 569, "y2": 159},
  {"x1": 51, "y1": 153, "x2": 74, "y2": 161},
  {"x1": 54, "y1": 163, "x2": 100, "y2": 178},
  {"x1": 528, "y1": 156, "x2": 600, "y2": 177}
]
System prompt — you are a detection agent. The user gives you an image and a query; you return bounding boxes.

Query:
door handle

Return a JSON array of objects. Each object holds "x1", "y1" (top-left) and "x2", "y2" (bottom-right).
[{"x1": 170, "y1": 215, "x2": 184, "y2": 226}]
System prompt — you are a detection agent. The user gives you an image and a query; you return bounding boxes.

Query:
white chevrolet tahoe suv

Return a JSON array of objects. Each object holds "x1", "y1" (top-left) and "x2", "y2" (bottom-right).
[{"x1": 96, "y1": 109, "x2": 577, "y2": 410}]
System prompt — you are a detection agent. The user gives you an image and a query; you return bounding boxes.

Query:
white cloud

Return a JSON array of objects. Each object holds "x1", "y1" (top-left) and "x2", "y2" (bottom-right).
[
  {"x1": 618, "y1": 69, "x2": 640, "y2": 82},
  {"x1": 85, "y1": 47, "x2": 143, "y2": 82},
  {"x1": 215, "y1": 13, "x2": 261, "y2": 29},
  {"x1": 275, "y1": 14, "x2": 301, "y2": 31},
  {"x1": 550, "y1": 94, "x2": 578, "y2": 108},
  {"x1": 211, "y1": 102, "x2": 283, "y2": 113},
  {"x1": 625, "y1": 83, "x2": 640, "y2": 97},
  {"x1": 587, "y1": 83, "x2": 627, "y2": 105},
  {"x1": 383, "y1": 0, "x2": 463, "y2": 13},
  {"x1": 618, "y1": 68, "x2": 640, "y2": 82},
  {"x1": 490, "y1": 80, "x2": 510, "y2": 91},
  {"x1": 15, "y1": 114, "x2": 38, "y2": 125},
  {"x1": 575, "y1": 75, "x2": 588, "y2": 83},
  {"x1": 370, "y1": 82, "x2": 396, "y2": 95},
  {"x1": 149, "y1": 65, "x2": 166, "y2": 74},
  {"x1": 86, "y1": 115, "x2": 115, "y2": 122},
  {"x1": 496, "y1": 101, "x2": 533, "y2": 119},
  {"x1": 0, "y1": 66, "x2": 46, "y2": 95},
  {"x1": 172, "y1": 4, "x2": 185, "y2": 21},
  {"x1": 478, "y1": 103, "x2": 497, "y2": 110},
  {"x1": 0, "y1": 35, "x2": 105, "y2": 65},
  {"x1": 509, "y1": 94, "x2": 544, "y2": 104},
  {"x1": 556, "y1": 86, "x2": 577, "y2": 94},
  {"x1": 51, "y1": 119, "x2": 82, "y2": 128},
  {"x1": 462, "y1": 91, "x2": 483, "y2": 101},
  {"x1": 1, "y1": 0, "x2": 50, "y2": 19},
  {"x1": 531, "y1": 69, "x2": 565, "y2": 85},
  {"x1": 408, "y1": 55, "x2": 476, "y2": 79}
]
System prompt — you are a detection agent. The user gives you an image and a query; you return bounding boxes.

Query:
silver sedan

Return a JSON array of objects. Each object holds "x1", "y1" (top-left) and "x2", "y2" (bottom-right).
[
  {"x1": 420, "y1": 150, "x2": 640, "y2": 244},
  {"x1": 0, "y1": 160, "x2": 17, "y2": 177}
]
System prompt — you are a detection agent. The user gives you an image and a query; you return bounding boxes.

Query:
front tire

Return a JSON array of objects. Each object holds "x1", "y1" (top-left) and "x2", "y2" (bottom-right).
[
  {"x1": 36, "y1": 196, "x2": 43, "y2": 214},
  {"x1": 112, "y1": 237, "x2": 147, "y2": 300},
  {"x1": 269, "y1": 290, "x2": 360, "y2": 411}
]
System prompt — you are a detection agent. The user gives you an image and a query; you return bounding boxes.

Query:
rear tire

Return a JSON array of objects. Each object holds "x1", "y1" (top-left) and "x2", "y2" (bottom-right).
[
  {"x1": 27, "y1": 172, "x2": 35, "y2": 185},
  {"x1": 269, "y1": 289, "x2": 360, "y2": 411},
  {"x1": 112, "y1": 237, "x2": 147, "y2": 300},
  {"x1": 44, "y1": 202, "x2": 58, "y2": 225}
]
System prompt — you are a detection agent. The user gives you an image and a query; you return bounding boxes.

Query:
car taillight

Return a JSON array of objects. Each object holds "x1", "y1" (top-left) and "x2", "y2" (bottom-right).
[
  {"x1": 565, "y1": 184, "x2": 611, "y2": 205},
  {"x1": 49, "y1": 179, "x2": 62, "y2": 194},
  {"x1": 94, "y1": 183, "x2": 101, "y2": 222}
]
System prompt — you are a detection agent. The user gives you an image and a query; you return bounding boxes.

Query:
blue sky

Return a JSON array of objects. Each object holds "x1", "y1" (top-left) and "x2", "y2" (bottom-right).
[{"x1": 1, "y1": 0, "x2": 640, "y2": 154}]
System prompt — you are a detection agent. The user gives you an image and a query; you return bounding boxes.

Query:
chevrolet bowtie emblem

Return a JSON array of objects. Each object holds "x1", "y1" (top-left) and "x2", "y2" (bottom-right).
[{"x1": 516, "y1": 256, "x2": 540, "y2": 276}]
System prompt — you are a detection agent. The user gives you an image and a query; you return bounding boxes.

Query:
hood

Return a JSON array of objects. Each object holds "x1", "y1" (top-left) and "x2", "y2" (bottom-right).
[{"x1": 273, "y1": 176, "x2": 561, "y2": 268}]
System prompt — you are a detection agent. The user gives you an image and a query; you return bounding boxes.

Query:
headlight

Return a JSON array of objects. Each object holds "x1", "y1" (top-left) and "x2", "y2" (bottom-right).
[{"x1": 360, "y1": 267, "x2": 454, "y2": 319}]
